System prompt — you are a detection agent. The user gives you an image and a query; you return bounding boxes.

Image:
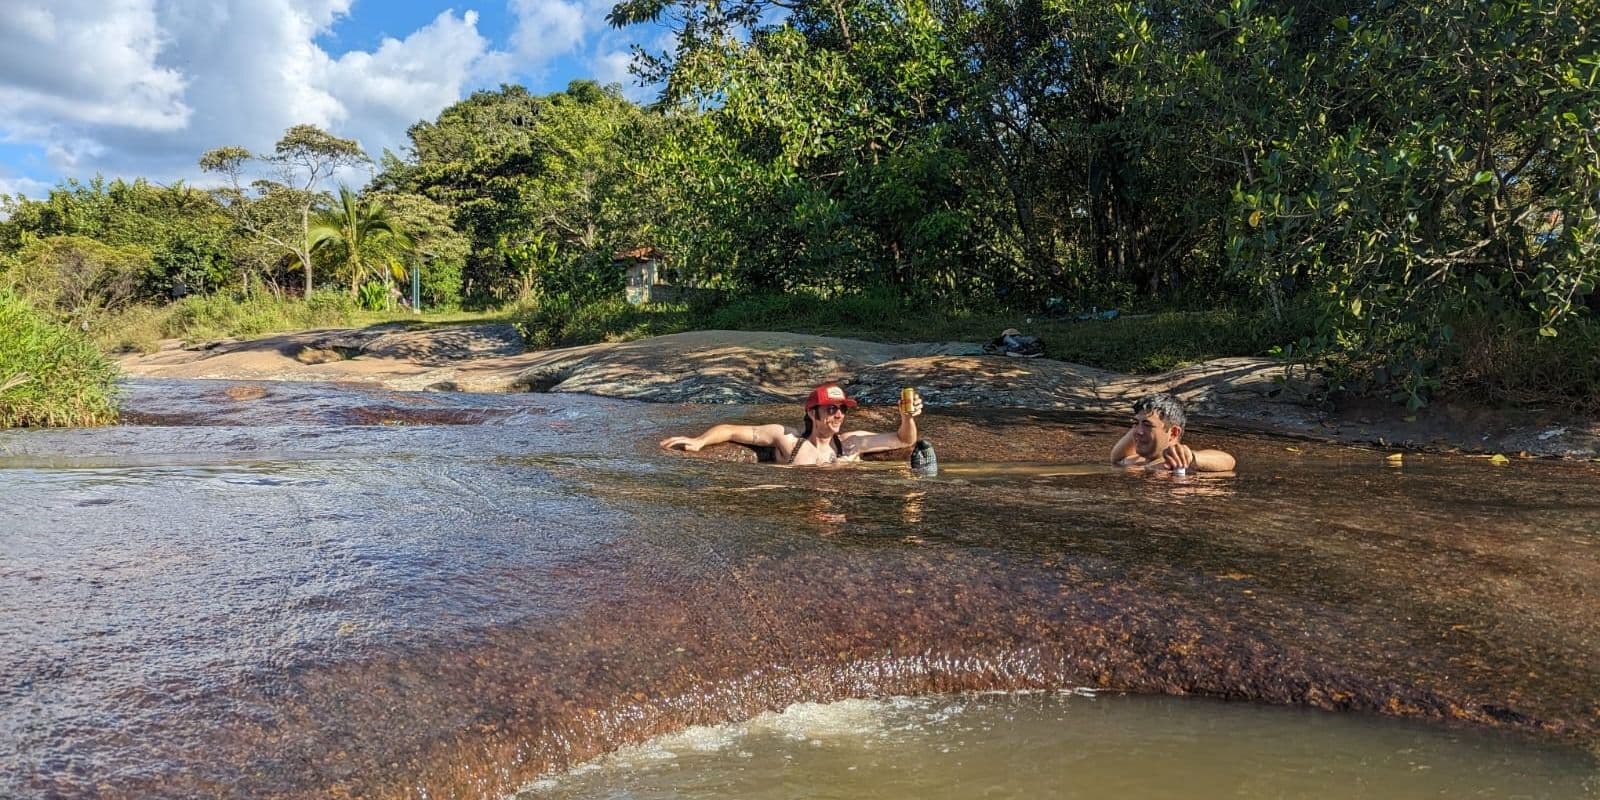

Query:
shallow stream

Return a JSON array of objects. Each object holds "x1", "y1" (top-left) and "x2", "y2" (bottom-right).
[{"x1": 2, "y1": 379, "x2": 1597, "y2": 797}]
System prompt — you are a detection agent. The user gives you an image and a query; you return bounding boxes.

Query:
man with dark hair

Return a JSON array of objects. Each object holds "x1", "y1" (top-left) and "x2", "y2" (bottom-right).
[
  {"x1": 1110, "y1": 392, "x2": 1236, "y2": 473},
  {"x1": 660, "y1": 383, "x2": 926, "y2": 467}
]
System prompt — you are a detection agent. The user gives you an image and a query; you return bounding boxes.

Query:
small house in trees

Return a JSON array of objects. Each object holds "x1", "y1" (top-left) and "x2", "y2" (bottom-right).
[{"x1": 619, "y1": 247, "x2": 688, "y2": 304}]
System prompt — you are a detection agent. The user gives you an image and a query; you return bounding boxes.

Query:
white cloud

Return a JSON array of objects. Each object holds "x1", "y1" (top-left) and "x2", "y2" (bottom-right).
[
  {"x1": 509, "y1": 0, "x2": 588, "y2": 64},
  {"x1": 508, "y1": 0, "x2": 626, "y2": 71},
  {"x1": 0, "y1": 0, "x2": 663, "y2": 189},
  {"x1": 0, "y1": 0, "x2": 189, "y2": 131},
  {"x1": 591, "y1": 50, "x2": 635, "y2": 88},
  {"x1": 589, "y1": 48, "x2": 661, "y2": 103},
  {"x1": 0, "y1": 0, "x2": 502, "y2": 186},
  {"x1": 321, "y1": 10, "x2": 502, "y2": 159},
  {"x1": 0, "y1": 175, "x2": 54, "y2": 202},
  {"x1": 586, "y1": 22, "x2": 675, "y2": 102}
]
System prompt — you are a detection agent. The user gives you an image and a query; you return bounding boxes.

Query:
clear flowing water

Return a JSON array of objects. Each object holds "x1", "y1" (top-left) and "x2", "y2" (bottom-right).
[
  {"x1": 521, "y1": 693, "x2": 1599, "y2": 799},
  {"x1": 2, "y1": 379, "x2": 1598, "y2": 798}
]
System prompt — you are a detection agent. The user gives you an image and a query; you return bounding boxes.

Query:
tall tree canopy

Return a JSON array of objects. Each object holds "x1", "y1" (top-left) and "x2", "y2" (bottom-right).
[
  {"x1": 611, "y1": 0, "x2": 1600, "y2": 401},
  {"x1": 201, "y1": 125, "x2": 370, "y2": 296},
  {"x1": 376, "y1": 81, "x2": 654, "y2": 304}
]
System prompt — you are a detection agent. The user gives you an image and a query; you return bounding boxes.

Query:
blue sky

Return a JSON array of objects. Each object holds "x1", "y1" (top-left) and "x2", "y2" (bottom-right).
[{"x1": 0, "y1": 0, "x2": 670, "y2": 199}]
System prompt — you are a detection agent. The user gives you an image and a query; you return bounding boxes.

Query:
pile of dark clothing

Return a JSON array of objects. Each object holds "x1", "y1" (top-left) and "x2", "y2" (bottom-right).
[{"x1": 984, "y1": 328, "x2": 1044, "y2": 358}]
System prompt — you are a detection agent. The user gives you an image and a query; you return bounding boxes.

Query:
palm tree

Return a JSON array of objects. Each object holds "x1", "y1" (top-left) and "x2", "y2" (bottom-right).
[{"x1": 309, "y1": 186, "x2": 413, "y2": 301}]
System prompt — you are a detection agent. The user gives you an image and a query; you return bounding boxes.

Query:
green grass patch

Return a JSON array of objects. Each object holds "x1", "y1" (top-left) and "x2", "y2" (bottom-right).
[
  {"x1": 512, "y1": 294, "x2": 695, "y2": 349},
  {"x1": 1030, "y1": 308, "x2": 1316, "y2": 373},
  {"x1": 0, "y1": 290, "x2": 120, "y2": 428},
  {"x1": 1444, "y1": 313, "x2": 1600, "y2": 414},
  {"x1": 510, "y1": 288, "x2": 1308, "y2": 373},
  {"x1": 95, "y1": 292, "x2": 509, "y2": 352}
]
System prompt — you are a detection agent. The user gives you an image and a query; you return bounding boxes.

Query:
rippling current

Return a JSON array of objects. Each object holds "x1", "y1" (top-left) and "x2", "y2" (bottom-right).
[{"x1": 2, "y1": 378, "x2": 1597, "y2": 798}]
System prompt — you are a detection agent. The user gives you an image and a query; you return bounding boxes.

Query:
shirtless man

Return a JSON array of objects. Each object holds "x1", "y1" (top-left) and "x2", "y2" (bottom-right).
[
  {"x1": 659, "y1": 383, "x2": 923, "y2": 466},
  {"x1": 1110, "y1": 392, "x2": 1236, "y2": 473}
]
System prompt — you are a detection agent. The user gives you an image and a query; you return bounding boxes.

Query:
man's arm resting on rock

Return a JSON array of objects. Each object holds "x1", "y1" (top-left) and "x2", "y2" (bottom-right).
[
  {"x1": 1191, "y1": 448, "x2": 1236, "y2": 472},
  {"x1": 661, "y1": 423, "x2": 787, "y2": 452}
]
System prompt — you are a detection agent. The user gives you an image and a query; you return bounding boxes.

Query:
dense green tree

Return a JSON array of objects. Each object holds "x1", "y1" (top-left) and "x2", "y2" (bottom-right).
[
  {"x1": 371, "y1": 192, "x2": 470, "y2": 310},
  {"x1": 0, "y1": 177, "x2": 236, "y2": 301},
  {"x1": 613, "y1": 0, "x2": 986, "y2": 297},
  {"x1": 616, "y1": 0, "x2": 1599, "y2": 402},
  {"x1": 0, "y1": 235, "x2": 150, "y2": 324},
  {"x1": 0, "y1": 0, "x2": 1593, "y2": 410},
  {"x1": 1223, "y1": 0, "x2": 1599, "y2": 403},
  {"x1": 377, "y1": 81, "x2": 653, "y2": 305}
]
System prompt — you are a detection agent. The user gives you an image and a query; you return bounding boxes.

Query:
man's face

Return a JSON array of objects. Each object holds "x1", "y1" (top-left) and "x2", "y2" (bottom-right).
[
  {"x1": 1132, "y1": 409, "x2": 1180, "y2": 458},
  {"x1": 810, "y1": 404, "x2": 847, "y2": 436}
]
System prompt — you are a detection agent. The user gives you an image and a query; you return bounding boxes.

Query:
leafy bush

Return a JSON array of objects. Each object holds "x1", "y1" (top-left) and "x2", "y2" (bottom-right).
[
  {"x1": 2, "y1": 235, "x2": 150, "y2": 323},
  {"x1": 357, "y1": 281, "x2": 389, "y2": 311},
  {"x1": 511, "y1": 291, "x2": 692, "y2": 349},
  {"x1": 0, "y1": 290, "x2": 119, "y2": 428},
  {"x1": 1443, "y1": 313, "x2": 1600, "y2": 414},
  {"x1": 303, "y1": 288, "x2": 357, "y2": 319},
  {"x1": 79, "y1": 291, "x2": 361, "y2": 348}
]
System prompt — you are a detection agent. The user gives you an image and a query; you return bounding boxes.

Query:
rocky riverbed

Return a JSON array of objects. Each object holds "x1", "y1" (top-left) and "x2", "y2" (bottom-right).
[
  {"x1": 118, "y1": 323, "x2": 1600, "y2": 460},
  {"x1": 7, "y1": 377, "x2": 1600, "y2": 798}
]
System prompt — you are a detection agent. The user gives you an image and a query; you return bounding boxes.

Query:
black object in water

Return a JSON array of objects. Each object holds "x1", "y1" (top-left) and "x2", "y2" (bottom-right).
[{"x1": 910, "y1": 439, "x2": 938, "y2": 476}]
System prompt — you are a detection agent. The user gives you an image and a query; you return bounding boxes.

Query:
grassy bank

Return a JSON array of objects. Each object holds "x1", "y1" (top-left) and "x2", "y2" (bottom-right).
[
  {"x1": 511, "y1": 289, "x2": 1600, "y2": 413},
  {"x1": 0, "y1": 290, "x2": 120, "y2": 427},
  {"x1": 1445, "y1": 315, "x2": 1600, "y2": 415},
  {"x1": 510, "y1": 289, "x2": 1314, "y2": 374},
  {"x1": 94, "y1": 292, "x2": 501, "y2": 353},
  {"x1": 77, "y1": 287, "x2": 1599, "y2": 417}
]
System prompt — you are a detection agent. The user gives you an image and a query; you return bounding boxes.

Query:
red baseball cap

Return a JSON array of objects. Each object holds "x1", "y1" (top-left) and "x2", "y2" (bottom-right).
[{"x1": 803, "y1": 383, "x2": 858, "y2": 411}]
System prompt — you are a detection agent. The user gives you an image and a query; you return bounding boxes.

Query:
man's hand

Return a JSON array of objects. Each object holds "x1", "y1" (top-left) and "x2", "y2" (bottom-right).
[
  {"x1": 1161, "y1": 443, "x2": 1195, "y2": 472},
  {"x1": 660, "y1": 436, "x2": 703, "y2": 452},
  {"x1": 901, "y1": 394, "x2": 924, "y2": 418}
]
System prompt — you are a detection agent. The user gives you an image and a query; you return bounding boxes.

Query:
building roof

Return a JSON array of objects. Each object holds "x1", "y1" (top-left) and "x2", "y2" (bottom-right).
[{"x1": 612, "y1": 246, "x2": 663, "y2": 262}]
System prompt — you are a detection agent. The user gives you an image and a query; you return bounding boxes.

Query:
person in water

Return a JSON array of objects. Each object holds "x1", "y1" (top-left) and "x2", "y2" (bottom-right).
[
  {"x1": 1110, "y1": 392, "x2": 1236, "y2": 473},
  {"x1": 659, "y1": 383, "x2": 926, "y2": 467}
]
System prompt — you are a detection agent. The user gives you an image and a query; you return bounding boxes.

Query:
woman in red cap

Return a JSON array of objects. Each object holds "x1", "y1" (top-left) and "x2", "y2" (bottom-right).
[{"x1": 660, "y1": 382, "x2": 923, "y2": 466}]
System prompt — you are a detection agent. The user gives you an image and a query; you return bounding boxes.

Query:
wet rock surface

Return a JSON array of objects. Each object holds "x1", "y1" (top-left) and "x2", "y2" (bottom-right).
[
  {"x1": 119, "y1": 326, "x2": 1600, "y2": 460},
  {"x1": 3, "y1": 380, "x2": 1598, "y2": 798}
]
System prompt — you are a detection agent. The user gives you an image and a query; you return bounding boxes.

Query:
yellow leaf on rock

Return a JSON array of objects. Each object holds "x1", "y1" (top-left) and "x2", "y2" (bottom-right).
[
  {"x1": 1386, "y1": 453, "x2": 1404, "y2": 464},
  {"x1": 1488, "y1": 454, "x2": 1510, "y2": 466}
]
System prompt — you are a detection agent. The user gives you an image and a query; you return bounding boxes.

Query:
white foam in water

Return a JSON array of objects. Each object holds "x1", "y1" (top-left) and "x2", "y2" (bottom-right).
[
  {"x1": 747, "y1": 698, "x2": 893, "y2": 741},
  {"x1": 515, "y1": 697, "x2": 908, "y2": 797}
]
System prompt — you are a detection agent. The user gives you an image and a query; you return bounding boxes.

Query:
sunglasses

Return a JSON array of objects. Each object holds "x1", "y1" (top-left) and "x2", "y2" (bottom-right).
[{"x1": 813, "y1": 404, "x2": 849, "y2": 416}]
